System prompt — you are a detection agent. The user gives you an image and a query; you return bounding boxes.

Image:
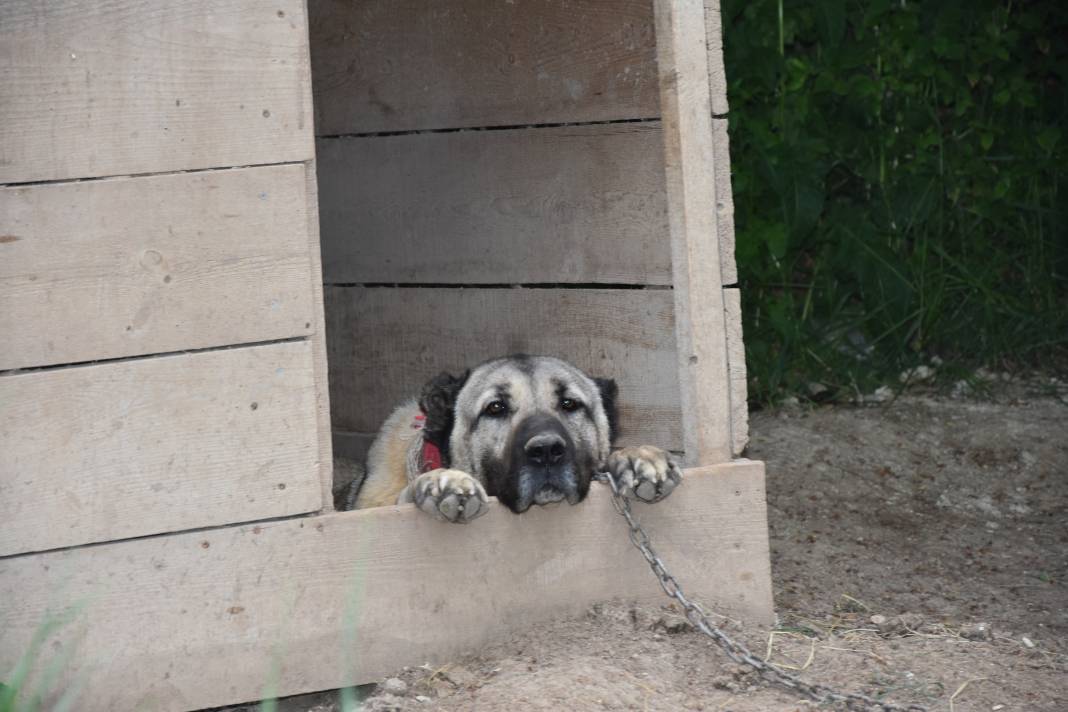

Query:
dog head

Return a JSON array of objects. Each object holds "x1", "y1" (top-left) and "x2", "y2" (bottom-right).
[{"x1": 419, "y1": 355, "x2": 619, "y2": 513}]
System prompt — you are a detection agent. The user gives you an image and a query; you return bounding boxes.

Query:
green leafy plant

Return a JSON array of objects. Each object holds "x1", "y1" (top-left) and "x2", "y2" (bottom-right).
[{"x1": 723, "y1": 0, "x2": 1067, "y2": 403}]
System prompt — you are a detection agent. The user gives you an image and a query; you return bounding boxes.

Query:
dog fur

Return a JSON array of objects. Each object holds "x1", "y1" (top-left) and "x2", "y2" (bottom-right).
[{"x1": 344, "y1": 354, "x2": 681, "y2": 522}]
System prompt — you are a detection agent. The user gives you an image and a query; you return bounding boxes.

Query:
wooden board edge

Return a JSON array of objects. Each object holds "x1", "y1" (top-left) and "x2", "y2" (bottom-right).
[
  {"x1": 704, "y1": 0, "x2": 730, "y2": 116},
  {"x1": 724, "y1": 288, "x2": 749, "y2": 455},
  {"x1": 654, "y1": 0, "x2": 733, "y2": 465},
  {"x1": 303, "y1": 161, "x2": 334, "y2": 512},
  {"x1": 712, "y1": 118, "x2": 738, "y2": 286}
]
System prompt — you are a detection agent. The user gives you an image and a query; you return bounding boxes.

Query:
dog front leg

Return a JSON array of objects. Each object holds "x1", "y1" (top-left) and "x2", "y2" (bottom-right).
[{"x1": 398, "y1": 468, "x2": 489, "y2": 523}]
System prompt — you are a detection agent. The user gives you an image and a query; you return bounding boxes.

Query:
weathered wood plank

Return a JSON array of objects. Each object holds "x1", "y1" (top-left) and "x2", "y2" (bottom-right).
[
  {"x1": 713, "y1": 118, "x2": 738, "y2": 286},
  {"x1": 310, "y1": 0, "x2": 660, "y2": 135},
  {"x1": 302, "y1": 162, "x2": 336, "y2": 511},
  {"x1": 654, "y1": 0, "x2": 733, "y2": 466},
  {"x1": 325, "y1": 287, "x2": 682, "y2": 449},
  {"x1": 0, "y1": 341, "x2": 322, "y2": 556},
  {"x1": 0, "y1": 0, "x2": 313, "y2": 183},
  {"x1": 0, "y1": 461, "x2": 772, "y2": 711},
  {"x1": 317, "y1": 123, "x2": 671, "y2": 285},
  {"x1": 704, "y1": 0, "x2": 730, "y2": 116},
  {"x1": 0, "y1": 165, "x2": 315, "y2": 371},
  {"x1": 724, "y1": 288, "x2": 749, "y2": 455}
]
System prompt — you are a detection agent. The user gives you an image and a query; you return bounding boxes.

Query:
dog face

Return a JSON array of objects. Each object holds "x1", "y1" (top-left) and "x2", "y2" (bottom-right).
[{"x1": 419, "y1": 355, "x2": 618, "y2": 513}]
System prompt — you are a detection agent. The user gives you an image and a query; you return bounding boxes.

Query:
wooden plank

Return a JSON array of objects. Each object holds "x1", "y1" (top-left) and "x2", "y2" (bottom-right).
[
  {"x1": 318, "y1": 124, "x2": 672, "y2": 285},
  {"x1": 0, "y1": 341, "x2": 322, "y2": 556},
  {"x1": 318, "y1": 120, "x2": 736, "y2": 287},
  {"x1": 325, "y1": 287, "x2": 682, "y2": 449},
  {"x1": 0, "y1": 165, "x2": 315, "y2": 371},
  {"x1": 654, "y1": 0, "x2": 733, "y2": 466},
  {"x1": 0, "y1": 0, "x2": 313, "y2": 183},
  {"x1": 302, "y1": 162, "x2": 335, "y2": 511},
  {"x1": 704, "y1": 0, "x2": 730, "y2": 116},
  {"x1": 724, "y1": 289, "x2": 749, "y2": 455},
  {"x1": 0, "y1": 461, "x2": 773, "y2": 712},
  {"x1": 310, "y1": 0, "x2": 660, "y2": 135},
  {"x1": 713, "y1": 118, "x2": 738, "y2": 286}
]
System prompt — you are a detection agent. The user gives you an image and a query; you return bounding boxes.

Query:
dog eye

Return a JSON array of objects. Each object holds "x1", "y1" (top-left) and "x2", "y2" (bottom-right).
[
  {"x1": 560, "y1": 398, "x2": 582, "y2": 412},
  {"x1": 483, "y1": 400, "x2": 508, "y2": 417}
]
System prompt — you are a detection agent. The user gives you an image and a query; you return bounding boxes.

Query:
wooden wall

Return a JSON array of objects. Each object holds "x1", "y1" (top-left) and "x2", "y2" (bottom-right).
[
  {"x1": 0, "y1": 3, "x2": 771, "y2": 711},
  {"x1": 0, "y1": 0, "x2": 332, "y2": 556},
  {"x1": 311, "y1": 0, "x2": 747, "y2": 462}
]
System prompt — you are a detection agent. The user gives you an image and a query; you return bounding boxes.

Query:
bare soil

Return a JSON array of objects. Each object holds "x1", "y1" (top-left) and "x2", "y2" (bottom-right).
[{"x1": 226, "y1": 379, "x2": 1068, "y2": 712}]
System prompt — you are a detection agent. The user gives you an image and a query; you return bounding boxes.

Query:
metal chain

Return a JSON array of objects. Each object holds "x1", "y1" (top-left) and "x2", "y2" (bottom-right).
[{"x1": 594, "y1": 472, "x2": 927, "y2": 712}]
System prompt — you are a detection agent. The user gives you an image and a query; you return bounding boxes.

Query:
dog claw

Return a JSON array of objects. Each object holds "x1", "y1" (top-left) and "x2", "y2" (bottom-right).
[
  {"x1": 412, "y1": 469, "x2": 488, "y2": 523},
  {"x1": 606, "y1": 446, "x2": 682, "y2": 503}
]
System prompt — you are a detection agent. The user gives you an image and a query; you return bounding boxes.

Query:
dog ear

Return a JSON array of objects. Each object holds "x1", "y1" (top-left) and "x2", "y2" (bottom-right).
[
  {"x1": 418, "y1": 370, "x2": 470, "y2": 459},
  {"x1": 593, "y1": 377, "x2": 619, "y2": 444}
]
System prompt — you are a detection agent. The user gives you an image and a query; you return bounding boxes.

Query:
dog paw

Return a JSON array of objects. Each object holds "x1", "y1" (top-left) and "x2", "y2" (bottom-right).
[
  {"x1": 606, "y1": 446, "x2": 682, "y2": 503},
  {"x1": 411, "y1": 469, "x2": 489, "y2": 523}
]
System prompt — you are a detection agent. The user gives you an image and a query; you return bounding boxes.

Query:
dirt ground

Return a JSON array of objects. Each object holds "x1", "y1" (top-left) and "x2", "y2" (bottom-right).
[{"x1": 226, "y1": 377, "x2": 1068, "y2": 712}]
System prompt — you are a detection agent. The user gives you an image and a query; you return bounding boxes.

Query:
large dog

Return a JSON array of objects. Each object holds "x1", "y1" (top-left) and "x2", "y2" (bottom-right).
[{"x1": 344, "y1": 354, "x2": 681, "y2": 522}]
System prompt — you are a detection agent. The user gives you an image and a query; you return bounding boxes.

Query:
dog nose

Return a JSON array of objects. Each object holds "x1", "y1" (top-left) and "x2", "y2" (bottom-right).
[{"x1": 524, "y1": 433, "x2": 567, "y2": 467}]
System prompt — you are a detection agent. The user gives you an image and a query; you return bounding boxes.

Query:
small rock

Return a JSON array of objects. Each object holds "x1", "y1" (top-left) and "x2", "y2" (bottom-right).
[
  {"x1": 415, "y1": 695, "x2": 432, "y2": 703},
  {"x1": 870, "y1": 614, "x2": 887, "y2": 626},
  {"x1": 870, "y1": 385, "x2": 894, "y2": 403},
  {"x1": 806, "y1": 381, "x2": 829, "y2": 398},
  {"x1": 961, "y1": 622, "x2": 993, "y2": 641},
  {"x1": 899, "y1": 365, "x2": 935, "y2": 383},
  {"x1": 992, "y1": 704, "x2": 1005, "y2": 710},
  {"x1": 1022, "y1": 636, "x2": 1036, "y2": 648},
  {"x1": 380, "y1": 677, "x2": 408, "y2": 696}
]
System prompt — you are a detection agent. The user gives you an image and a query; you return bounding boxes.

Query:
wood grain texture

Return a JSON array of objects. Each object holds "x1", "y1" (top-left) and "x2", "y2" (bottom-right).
[
  {"x1": 704, "y1": 0, "x2": 730, "y2": 116},
  {"x1": 713, "y1": 118, "x2": 738, "y2": 286},
  {"x1": 302, "y1": 163, "x2": 336, "y2": 511},
  {"x1": 654, "y1": 0, "x2": 733, "y2": 465},
  {"x1": 310, "y1": 0, "x2": 660, "y2": 135},
  {"x1": 0, "y1": 461, "x2": 772, "y2": 711},
  {"x1": 0, "y1": 341, "x2": 322, "y2": 556},
  {"x1": 317, "y1": 123, "x2": 672, "y2": 285},
  {"x1": 724, "y1": 288, "x2": 749, "y2": 455},
  {"x1": 325, "y1": 287, "x2": 682, "y2": 449},
  {"x1": 0, "y1": 0, "x2": 313, "y2": 183},
  {"x1": 0, "y1": 165, "x2": 315, "y2": 371}
]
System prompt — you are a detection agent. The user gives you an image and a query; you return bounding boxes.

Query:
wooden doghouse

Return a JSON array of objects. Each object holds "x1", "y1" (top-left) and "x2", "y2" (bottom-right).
[{"x1": 0, "y1": 2, "x2": 771, "y2": 710}]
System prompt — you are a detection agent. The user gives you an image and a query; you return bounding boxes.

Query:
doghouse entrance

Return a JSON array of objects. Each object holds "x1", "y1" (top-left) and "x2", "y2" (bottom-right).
[{"x1": 308, "y1": 1, "x2": 744, "y2": 492}]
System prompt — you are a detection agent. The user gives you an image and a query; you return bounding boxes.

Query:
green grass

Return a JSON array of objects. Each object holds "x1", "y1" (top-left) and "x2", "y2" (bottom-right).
[
  {"x1": 1, "y1": 603, "x2": 88, "y2": 712},
  {"x1": 723, "y1": 0, "x2": 1068, "y2": 404}
]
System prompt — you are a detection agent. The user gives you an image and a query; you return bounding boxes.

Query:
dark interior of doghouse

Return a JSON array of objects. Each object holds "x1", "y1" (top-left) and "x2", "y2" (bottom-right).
[{"x1": 307, "y1": 1, "x2": 683, "y2": 495}]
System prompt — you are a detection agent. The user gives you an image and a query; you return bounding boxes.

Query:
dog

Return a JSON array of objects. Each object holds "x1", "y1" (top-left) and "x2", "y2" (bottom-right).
[{"x1": 343, "y1": 354, "x2": 681, "y2": 522}]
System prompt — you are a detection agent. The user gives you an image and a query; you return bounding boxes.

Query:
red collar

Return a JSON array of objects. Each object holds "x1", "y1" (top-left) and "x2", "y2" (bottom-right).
[{"x1": 412, "y1": 411, "x2": 444, "y2": 473}]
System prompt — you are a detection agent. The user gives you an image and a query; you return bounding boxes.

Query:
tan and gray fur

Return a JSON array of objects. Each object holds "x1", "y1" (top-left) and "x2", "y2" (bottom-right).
[{"x1": 346, "y1": 354, "x2": 681, "y2": 522}]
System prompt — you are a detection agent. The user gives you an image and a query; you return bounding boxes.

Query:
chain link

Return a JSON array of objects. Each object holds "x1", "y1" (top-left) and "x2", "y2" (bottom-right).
[{"x1": 594, "y1": 472, "x2": 927, "y2": 712}]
